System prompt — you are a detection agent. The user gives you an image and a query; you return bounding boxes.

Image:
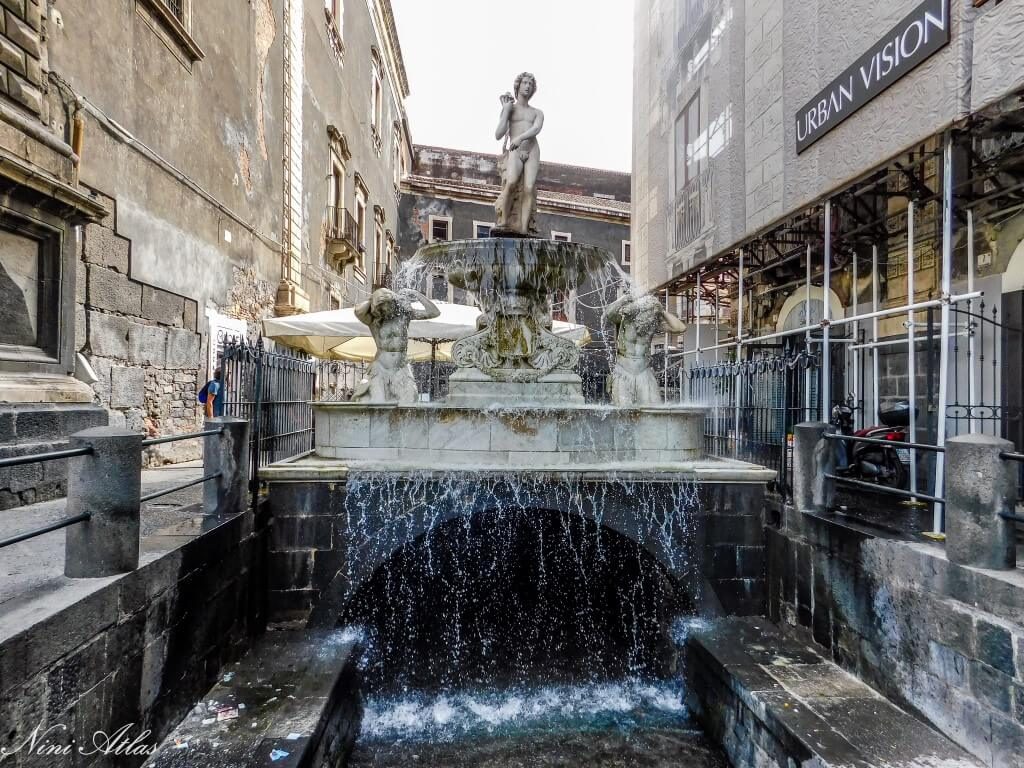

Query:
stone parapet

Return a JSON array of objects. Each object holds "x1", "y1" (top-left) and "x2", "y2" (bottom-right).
[{"x1": 311, "y1": 402, "x2": 718, "y2": 471}]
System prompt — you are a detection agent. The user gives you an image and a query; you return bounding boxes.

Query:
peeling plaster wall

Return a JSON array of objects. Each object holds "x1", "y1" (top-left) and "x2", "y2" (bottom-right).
[{"x1": 49, "y1": 0, "x2": 285, "y2": 319}]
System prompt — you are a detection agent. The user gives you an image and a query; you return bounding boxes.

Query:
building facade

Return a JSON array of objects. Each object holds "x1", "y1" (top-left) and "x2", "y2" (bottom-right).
[
  {"x1": 397, "y1": 145, "x2": 631, "y2": 399},
  {"x1": 0, "y1": 0, "x2": 409, "y2": 504},
  {"x1": 633, "y1": 1, "x2": 1024, "y2": 762}
]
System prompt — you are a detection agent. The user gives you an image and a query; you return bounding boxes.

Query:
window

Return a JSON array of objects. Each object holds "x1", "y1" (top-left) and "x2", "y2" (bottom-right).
[
  {"x1": 138, "y1": 0, "x2": 204, "y2": 63},
  {"x1": 329, "y1": 152, "x2": 345, "y2": 210},
  {"x1": 324, "y1": 0, "x2": 344, "y2": 63},
  {"x1": 374, "y1": 222, "x2": 384, "y2": 272},
  {"x1": 473, "y1": 221, "x2": 494, "y2": 239},
  {"x1": 621, "y1": 241, "x2": 631, "y2": 267},
  {"x1": 429, "y1": 216, "x2": 452, "y2": 243},
  {"x1": 385, "y1": 232, "x2": 396, "y2": 272},
  {"x1": 0, "y1": 229, "x2": 56, "y2": 357},
  {"x1": 392, "y1": 130, "x2": 403, "y2": 188},
  {"x1": 675, "y1": 93, "x2": 703, "y2": 191},
  {"x1": 370, "y1": 50, "x2": 384, "y2": 154},
  {"x1": 354, "y1": 189, "x2": 367, "y2": 273},
  {"x1": 551, "y1": 231, "x2": 572, "y2": 242}
]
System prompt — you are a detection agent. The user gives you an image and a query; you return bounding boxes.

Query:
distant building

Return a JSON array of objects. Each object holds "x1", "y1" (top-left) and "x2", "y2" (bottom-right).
[{"x1": 397, "y1": 145, "x2": 631, "y2": 399}]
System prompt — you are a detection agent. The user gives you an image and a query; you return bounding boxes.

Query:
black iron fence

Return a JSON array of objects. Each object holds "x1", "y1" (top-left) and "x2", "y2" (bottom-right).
[
  {"x1": 674, "y1": 348, "x2": 820, "y2": 499},
  {"x1": 220, "y1": 337, "x2": 317, "y2": 486}
]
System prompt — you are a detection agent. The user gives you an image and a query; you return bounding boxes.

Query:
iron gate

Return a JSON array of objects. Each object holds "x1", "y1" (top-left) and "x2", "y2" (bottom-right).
[{"x1": 219, "y1": 337, "x2": 317, "y2": 487}]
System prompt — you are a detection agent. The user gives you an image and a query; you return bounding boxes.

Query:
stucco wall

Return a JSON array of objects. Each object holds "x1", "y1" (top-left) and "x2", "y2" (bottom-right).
[
  {"x1": 300, "y1": 0, "x2": 407, "y2": 311},
  {"x1": 49, "y1": 0, "x2": 284, "y2": 317}
]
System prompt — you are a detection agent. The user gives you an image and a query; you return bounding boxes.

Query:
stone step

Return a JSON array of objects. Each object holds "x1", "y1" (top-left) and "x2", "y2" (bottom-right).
[
  {"x1": 687, "y1": 616, "x2": 984, "y2": 768},
  {"x1": 143, "y1": 628, "x2": 361, "y2": 768}
]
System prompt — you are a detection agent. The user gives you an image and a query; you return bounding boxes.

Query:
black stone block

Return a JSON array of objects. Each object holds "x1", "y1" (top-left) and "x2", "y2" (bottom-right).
[
  {"x1": 977, "y1": 620, "x2": 1015, "y2": 677},
  {"x1": 270, "y1": 551, "x2": 313, "y2": 591},
  {"x1": 271, "y1": 515, "x2": 333, "y2": 551},
  {"x1": 970, "y1": 659, "x2": 1012, "y2": 713}
]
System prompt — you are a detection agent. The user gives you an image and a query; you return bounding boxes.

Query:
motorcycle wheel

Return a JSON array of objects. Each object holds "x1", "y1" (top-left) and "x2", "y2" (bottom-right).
[{"x1": 859, "y1": 448, "x2": 907, "y2": 488}]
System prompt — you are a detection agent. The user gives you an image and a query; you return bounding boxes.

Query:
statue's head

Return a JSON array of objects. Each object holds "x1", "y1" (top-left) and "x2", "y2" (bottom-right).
[
  {"x1": 514, "y1": 72, "x2": 537, "y2": 99},
  {"x1": 370, "y1": 287, "x2": 402, "y2": 317}
]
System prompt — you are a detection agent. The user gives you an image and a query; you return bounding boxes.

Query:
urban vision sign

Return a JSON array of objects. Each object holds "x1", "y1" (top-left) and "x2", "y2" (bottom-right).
[{"x1": 795, "y1": 0, "x2": 950, "y2": 154}]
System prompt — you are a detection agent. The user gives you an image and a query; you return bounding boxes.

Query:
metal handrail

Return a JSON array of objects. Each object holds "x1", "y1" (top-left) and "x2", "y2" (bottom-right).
[
  {"x1": 0, "y1": 446, "x2": 93, "y2": 468},
  {"x1": 823, "y1": 433, "x2": 945, "y2": 453},
  {"x1": 141, "y1": 427, "x2": 223, "y2": 448},
  {"x1": 140, "y1": 471, "x2": 222, "y2": 503},
  {"x1": 0, "y1": 513, "x2": 92, "y2": 549},
  {"x1": 1000, "y1": 451, "x2": 1024, "y2": 463},
  {"x1": 826, "y1": 473, "x2": 945, "y2": 504}
]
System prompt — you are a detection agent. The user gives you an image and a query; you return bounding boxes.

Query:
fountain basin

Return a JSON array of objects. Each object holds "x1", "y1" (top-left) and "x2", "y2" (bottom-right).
[{"x1": 262, "y1": 401, "x2": 775, "y2": 481}]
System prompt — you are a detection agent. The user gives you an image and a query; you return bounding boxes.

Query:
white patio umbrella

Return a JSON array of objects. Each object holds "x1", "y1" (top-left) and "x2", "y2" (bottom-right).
[{"x1": 262, "y1": 301, "x2": 591, "y2": 363}]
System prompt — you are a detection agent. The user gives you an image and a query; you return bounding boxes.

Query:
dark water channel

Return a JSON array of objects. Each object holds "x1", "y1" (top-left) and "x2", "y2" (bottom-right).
[{"x1": 341, "y1": 507, "x2": 727, "y2": 767}]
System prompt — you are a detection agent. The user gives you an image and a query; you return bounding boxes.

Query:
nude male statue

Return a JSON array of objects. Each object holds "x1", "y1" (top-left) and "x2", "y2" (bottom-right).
[
  {"x1": 494, "y1": 72, "x2": 544, "y2": 235},
  {"x1": 603, "y1": 293, "x2": 687, "y2": 406},
  {"x1": 352, "y1": 288, "x2": 440, "y2": 403}
]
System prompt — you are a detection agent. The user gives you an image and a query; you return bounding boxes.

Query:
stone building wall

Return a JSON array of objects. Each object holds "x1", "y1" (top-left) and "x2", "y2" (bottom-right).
[
  {"x1": 0, "y1": 0, "x2": 46, "y2": 119},
  {"x1": 76, "y1": 191, "x2": 203, "y2": 464},
  {"x1": 767, "y1": 503, "x2": 1024, "y2": 766}
]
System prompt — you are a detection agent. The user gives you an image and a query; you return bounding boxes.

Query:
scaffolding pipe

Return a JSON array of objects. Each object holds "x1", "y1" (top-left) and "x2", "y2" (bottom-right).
[
  {"x1": 932, "y1": 135, "x2": 954, "y2": 533},
  {"x1": 822, "y1": 201, "x2": 832, "y2": 419},
  {"x1": 696, "y1": 271, "x2": 703, "y2": 365},
  {"x1": 666, "y1": 290, "x2": 983, "y2": 358},
  {"x1": 735, "y1": 249, "x2": 744, "y2": 458},
  {"x1": 852, "y1": 243, "x2": 860, "y2": 429},
  {"x1": 907, "y1": 200, "x2": 919, "y2": 500},
  {"x1": 872, "y1": 245, "x2": 880, "y2": 425},
  {"x1": 805, "y1": 242, "x2": 812, "y2": 420},
  {"x1": 967, "y1": 208, "x2": 977, "y2": 433}
]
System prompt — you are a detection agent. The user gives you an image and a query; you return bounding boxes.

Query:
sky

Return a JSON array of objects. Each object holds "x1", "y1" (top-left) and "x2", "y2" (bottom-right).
[{"x1": 390, "y1": 0, "x2": 634, "y2": 173}]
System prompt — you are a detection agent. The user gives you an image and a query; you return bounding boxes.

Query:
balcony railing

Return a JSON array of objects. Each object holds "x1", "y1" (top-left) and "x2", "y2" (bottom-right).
[
  {"x1": 373, "y1": 260, "x2": 393, "y2": 290},
  {"x1": 325, "y1": 206, "x2": 363, "y2": 271},
  {"x1": 673, "y1": 167, "x2": 713, "y2": 251}
]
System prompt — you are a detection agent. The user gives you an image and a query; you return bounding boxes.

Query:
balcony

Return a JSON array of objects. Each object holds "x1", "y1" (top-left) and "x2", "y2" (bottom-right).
[
  {"x1": 325, "y1": 206, "x2": 363, "y2": 271},
  {"x1": 673, "y1": 167, "x2": 713, "y2": 251},
  {"x1": 373, "y1": 260, "x2": 393, "y2": 290}
]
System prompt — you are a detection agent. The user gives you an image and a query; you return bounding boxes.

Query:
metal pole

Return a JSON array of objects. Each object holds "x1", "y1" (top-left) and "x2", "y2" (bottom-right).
[
  {"x1": 696, "y1": 272, "x2": 703, "y2": 366},
  {"x1": 852, "y1": 245, "x2": 860, "y2": 429},
  {"x1": 932, "y1": 136, "x2": 954, "y2": 534},
  {"x1": 872, "y1": 244, "x2": 880, "y2": 425},
  {"x1": 714, "y1": 277, "x2": 720, "y2": 363},
  {"x1": 805, "y1": 242, "x2": 812, "y2": 420},
  {"x1": 822, "y1": 202, "x2": 832, "y2": 420},
  {"x1": 967, "y1": 208, "x2": 977, "y2": 433},
  {"x1": 735, "y1": 248, "x2": 744, "y2": 457},
  {"x1": 907, "y1": 200, "x2": 919, "y2": 500}
]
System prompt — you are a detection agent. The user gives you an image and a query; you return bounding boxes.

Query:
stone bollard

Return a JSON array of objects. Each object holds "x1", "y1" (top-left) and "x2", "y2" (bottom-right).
[
  {"x1": 793, "y1": 422, "x2": 835, "y2": 514},
  {"x1": 945, "y1": 434, "x2": 1016, "y2": 570},
  {"x1": 65, "y1": 427, "x2": 143, "y2": 578},
  {"x1": 204, "y1": 417, "x2": 251, "y2": 516}
]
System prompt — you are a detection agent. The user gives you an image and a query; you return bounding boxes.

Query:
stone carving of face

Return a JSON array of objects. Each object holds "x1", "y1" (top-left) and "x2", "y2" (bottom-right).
[{"x1": 515, "y1": 73, "x2": 536, "y2": 100}]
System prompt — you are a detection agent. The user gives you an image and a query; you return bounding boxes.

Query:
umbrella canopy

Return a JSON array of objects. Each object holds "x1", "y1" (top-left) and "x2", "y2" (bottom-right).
[{"x1": 262, "y1": 301, "x2": 591, "y2": 362}]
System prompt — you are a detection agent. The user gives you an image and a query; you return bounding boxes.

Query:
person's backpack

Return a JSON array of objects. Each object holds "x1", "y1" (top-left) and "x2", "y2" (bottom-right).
[{"x1": 197, "y1": 381, "x2": 210, "y2": 404}]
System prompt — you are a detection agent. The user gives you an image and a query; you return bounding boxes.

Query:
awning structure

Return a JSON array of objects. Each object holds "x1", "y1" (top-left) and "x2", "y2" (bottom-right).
[{"x1": 262, "y1": 300, "x2": 591, "y2": 363}]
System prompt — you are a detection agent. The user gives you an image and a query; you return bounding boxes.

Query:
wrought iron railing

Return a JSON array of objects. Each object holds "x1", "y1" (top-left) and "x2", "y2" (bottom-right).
[
  {"x1": 674, "y1": 168, "x2": 713, "y2": 250},
  {"x1": 325, "y1": 206, "x2": 361, "y2": 250}
]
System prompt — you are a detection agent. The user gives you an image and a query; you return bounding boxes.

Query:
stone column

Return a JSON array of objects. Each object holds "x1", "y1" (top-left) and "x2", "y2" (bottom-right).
[
  {"x1": 793, "y1": 422, "x2": 834, "y2": 514},
  {"x1": 64, "y1": 427, "x2": 143, "y2": 577},
  {"x1": 204, "y1": 417, "x2": 251, "y2": 516},
  {"x1": 945, "y1": 434, "x2": 1016, "y2": 570}
]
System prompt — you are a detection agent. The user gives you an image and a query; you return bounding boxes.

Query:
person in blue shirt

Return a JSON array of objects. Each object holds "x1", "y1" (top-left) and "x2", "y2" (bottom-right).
[{"x1": 204, "y1": 368, "x2": 226, "y2": 418}]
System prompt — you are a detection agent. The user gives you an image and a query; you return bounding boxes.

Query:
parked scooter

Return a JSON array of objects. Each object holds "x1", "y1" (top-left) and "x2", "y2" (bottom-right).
[{"x1": 830, "y1": 398, "x2": 911, "y2": 489}]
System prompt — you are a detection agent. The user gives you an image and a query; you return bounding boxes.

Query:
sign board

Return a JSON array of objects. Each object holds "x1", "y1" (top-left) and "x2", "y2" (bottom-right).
[{"x1": 795, "y1": 0, "x2": 950, "y2": 153}]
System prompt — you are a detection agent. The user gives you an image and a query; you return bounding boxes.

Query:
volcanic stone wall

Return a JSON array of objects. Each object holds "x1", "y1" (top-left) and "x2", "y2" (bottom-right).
[{"x1": 767, "y1": 502, "x2": 1024, "y2": 766}]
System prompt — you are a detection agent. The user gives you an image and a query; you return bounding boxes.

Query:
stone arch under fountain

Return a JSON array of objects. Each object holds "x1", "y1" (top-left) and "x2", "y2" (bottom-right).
[
  {"x1": 336, "y1": 504, "x2": 697, "y2": 690},
  {"x1": 305, "y1": 475, "x2": 708, "y2": 630}
]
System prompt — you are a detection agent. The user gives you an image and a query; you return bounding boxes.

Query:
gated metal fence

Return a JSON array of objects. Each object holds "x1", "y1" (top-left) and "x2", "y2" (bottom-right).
[
  {"x1": 674, "y1": 348, "x2": 820, "y2": 498},
  {"x1": 220, "y1": 337, "x2": 317, "y2": 487}
]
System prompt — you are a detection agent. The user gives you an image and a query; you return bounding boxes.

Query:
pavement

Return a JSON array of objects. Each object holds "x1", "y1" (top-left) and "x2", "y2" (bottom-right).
[{"x1": 0, "y1": 461, "x2": 206, "y2": 610}]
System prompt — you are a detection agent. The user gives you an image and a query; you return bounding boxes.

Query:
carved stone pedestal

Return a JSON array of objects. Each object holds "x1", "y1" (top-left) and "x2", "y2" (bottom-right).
[{"x1": 446, "y1": 367, "x2": 584, "y2": 407}]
